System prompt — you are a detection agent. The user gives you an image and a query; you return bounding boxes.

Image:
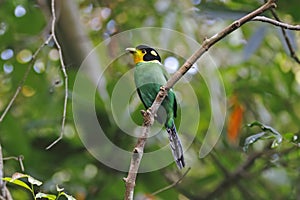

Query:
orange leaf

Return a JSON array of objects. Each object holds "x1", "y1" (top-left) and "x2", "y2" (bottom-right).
[{"x1": 227, "y1": 103, "x2": 244, "y2": 144}]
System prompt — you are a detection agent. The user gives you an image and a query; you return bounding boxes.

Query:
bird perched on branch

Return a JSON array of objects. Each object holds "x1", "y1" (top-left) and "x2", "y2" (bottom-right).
[{"x1": 126, "y1": 45, "x2": 185, "y2": 169}]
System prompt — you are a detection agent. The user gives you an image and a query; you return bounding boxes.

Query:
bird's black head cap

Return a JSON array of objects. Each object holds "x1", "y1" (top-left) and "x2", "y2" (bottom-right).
[{"x1": 136, "y1": 45, "x2": 161, "y2": 63}]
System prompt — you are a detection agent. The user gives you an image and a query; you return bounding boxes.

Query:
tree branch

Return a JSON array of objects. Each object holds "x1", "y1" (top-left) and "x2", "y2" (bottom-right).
[
  {"x1": 202, "y1": 146, "x2": 296, "y2": 199},
  {"x1": 202, "y1": 150, "x2": 270, "y2": 199},
  {"x1": 252, "y1": 16, "x2": 300, "y2": 30},
  {"x1": 0, "y1": 144, "x2": 4, "y2": 198},
  {"x1": 270, "y1": 8, "x2": 300, "y2": 64},
  {"x1": 208, "y1": 151, "x2": 255, "y2": 199},
  {"x1": 123, "y1": 0, "x2": 277, "y2": 199},
  {"x1": 3, "y1": 156, "x2": 25, "y2": 172},
  {"x1": 46, "y1": 0, "x2": 69, "y2": 150},
  {"x1": 123, "y1": 110, "x2": 154, "y2": 200},
  {"x1": 151, "y1": 167, "x2": 191, "y2": 197},
  {"x1": 0, "y1": 144, "x2": 13, "y2": 200}
]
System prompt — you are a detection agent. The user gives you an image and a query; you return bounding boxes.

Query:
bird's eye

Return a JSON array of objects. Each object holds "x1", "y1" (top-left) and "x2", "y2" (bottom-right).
[{"x1": 141, "y1": 49, "x2": 146, "y2": 54}]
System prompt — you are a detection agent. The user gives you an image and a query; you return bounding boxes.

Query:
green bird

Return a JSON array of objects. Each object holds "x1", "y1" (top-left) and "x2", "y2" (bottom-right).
[{"x1": 126, "y1": 45, "x2": 185, "y2": 169}]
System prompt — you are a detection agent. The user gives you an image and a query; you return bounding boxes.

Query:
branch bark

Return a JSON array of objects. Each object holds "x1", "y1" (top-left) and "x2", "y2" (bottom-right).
[
  {"x1": 252, "y1": 16, "x2": 300, "y2": 30},
  {"x1": 123, "y1": 110, "x2": 154, "y2": 200},
  {"x1": 46, "y1": 0, "x2": 69, "y2": 149},
  {"x1": 124, "y1": 0, "x2": 277, "y2": 199},
  {"x1": 0, "y1": 144, "x2": 4, "y2": 198},
  {"x1": 0, "y1": 145, "x2": 13, "y2": 200},
  {"x1": 270, "y1": 8, "x2": 300, "y2": 64}
]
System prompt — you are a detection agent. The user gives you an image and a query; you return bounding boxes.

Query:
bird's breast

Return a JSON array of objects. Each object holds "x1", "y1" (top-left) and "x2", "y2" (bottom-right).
[{"x1": 134, "y1": 63, "x2": 167, "y2": 88}]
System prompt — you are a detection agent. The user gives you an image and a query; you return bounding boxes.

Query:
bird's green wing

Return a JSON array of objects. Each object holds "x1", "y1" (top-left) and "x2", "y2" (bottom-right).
[
  {"x1": 136, "y1": 88, "x2": 148, "y2": 109},
  {"x1": 173, "y1": 92, "x2": 177, "y2": 118}
]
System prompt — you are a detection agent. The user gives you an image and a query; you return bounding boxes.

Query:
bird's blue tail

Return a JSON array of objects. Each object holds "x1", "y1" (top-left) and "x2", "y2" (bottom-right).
[{"x1": 166, "y1": 122, "x2": 185, "y2": 169}]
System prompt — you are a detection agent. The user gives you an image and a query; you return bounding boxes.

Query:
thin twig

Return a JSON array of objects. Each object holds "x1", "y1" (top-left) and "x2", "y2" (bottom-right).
[
  {"x1": 203, "y1": 150, "x2": 269, "y2": 199},
  {"x1": 151, "y1": 167, "x2": 191, "y2": 197},
  {"x1": 46, "y1": 0, "x2": 68, "y2": 150},
  {"x1": 124, "y1": 1, "x2": 277, "y2": 199},
  {"x1": 2, "y1": 154, "x2": 25, "y2": 200},
  {"x1": 3, "y1": 155, "x2": 25, "y2": 172},
  {"x1": 0, "y1": 65, "x2": 31, "y2": 123},
  {"x1": 0, "y1": 38, "x2": 50, "y2": 123},
  {"x1": 0, "y1": 145, "x2": 13, "y2": 200},
  {"x1": 270, "y1": 8, "x2": 300, "y2": 64},
  {"x1": 209, "y1": 151, "x2": 255, "y2": 199},
  {"x1": 252, "y1": 16, "x2": 300, "y2": 30},
  {"x1": 203, "y1": 146, "x2": 297, "y2": 200},
  {"x1": 0, "y1": 144, "x2": 4, "y2": 197}
]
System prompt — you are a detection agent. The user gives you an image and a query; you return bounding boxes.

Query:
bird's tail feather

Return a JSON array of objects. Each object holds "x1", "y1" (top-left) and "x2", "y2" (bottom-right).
[{"x1": 166, "y1": 123, "x2": 185, "y2": 169}]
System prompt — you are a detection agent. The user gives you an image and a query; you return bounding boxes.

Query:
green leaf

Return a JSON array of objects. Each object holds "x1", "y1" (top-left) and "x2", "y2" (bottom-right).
[
  {"x1": 3, "y1": 172, "x2": 43, "y2": 192},
  {"x1": 60, "y1": 192, "x2": 76, "y2": 200},
  {"x1": 247, "y1": 121, "x2": 282, "y2": 139},
  {"x1": 11, "y1": 172, "x2": 28, "y2": 180},
  {"x1": 243, "y1": 121, "x2": 283, "y2": 152},
  {"x1": 2, "y1": 177, "x2": 32, "y2": 192},
  {"x1": 28, "y1": 176, "x2": 43, "y2": 186},
  {"x1": 10, "y1": 172, "x2": 43, "y2": 186},
  {"x1": 284, "y1": 132, "x2": 300, "y2": 144},
  {"x1": 35, "y1": 192, "x2": 57, "y2": 200},
  {"x1": 283, "y1": 132, "x2": 296, "y2": 141},
  {"x1": 56, "y1": 185, "x2": 64, "y2": 192},
  {"x1": 243, "y1": 132, "x2": 266, "y2": 152}
]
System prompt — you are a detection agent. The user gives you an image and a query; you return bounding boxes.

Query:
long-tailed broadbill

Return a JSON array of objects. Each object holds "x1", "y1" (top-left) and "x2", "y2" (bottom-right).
[{"x1": 126, "y1": 45, "x2": 185, "y2": 169}]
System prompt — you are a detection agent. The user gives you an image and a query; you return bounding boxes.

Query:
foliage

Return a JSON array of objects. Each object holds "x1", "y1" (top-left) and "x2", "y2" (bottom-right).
[
  {"x1": 243, "y1": 121, "x2": 283, "y2": 151},
  {"x1": 0, "y1": 0, "x2": 300, "y2": 199},
  {"x1": 3, "y1": 172, "x2": 75, "y2": 200}
]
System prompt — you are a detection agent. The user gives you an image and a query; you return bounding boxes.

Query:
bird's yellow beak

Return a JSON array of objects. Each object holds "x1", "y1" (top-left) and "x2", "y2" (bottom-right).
[
  {"x1": 126, "y1": 47, "x2": 144, "y2": 64},
  {"x1": 125, "y1": 47, "x2": 137, "y2": 54}
]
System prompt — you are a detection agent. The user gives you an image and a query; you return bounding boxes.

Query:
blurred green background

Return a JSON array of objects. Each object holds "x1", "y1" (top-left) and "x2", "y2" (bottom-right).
[{"x1": 0, "y1": 0, "x2": 300, "y2": 199}]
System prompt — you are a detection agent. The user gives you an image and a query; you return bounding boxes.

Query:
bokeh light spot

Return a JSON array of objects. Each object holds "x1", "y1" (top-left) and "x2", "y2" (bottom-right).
[
  {"x1": 33, "y1": 60, "x2": 45, "y2": 74},
  {"x1": 84, "y1": 164, "x2": 98, "y2": 179},
  {"x1": 17, "y1": 49, "x2": 32, "y2": 63},
  {"x1": 101, "y1": 7, "x2": 111, "y2": 19},
  {"x1": 22, "y1": 85, "x2": 36, "y2": 97},
  {"x1": 52, "y1": 171, "x2": 71, "y2": 184},
  {"x1": 3, "y1": 63, "x2": 14, "y2": 74},
  {"x1": 187, "y1": 64, "x2": 198, "y2": 75},
  {"x1": 90, "y1": 17, "x2": 102, "y2": 31},
  {"x1": 64, "y1": 124, "x2": 75, "y2": 138},
  {"x1": 14, "y1": 5, "x2": 26, "y2": 17},
  {"x1": 1, "y1": 49, "x2": 14, "y2": 60},
  {"x1": 0, "y1": 22, "x2": 7, "y2": 35},
  {"x1": 106, "y1": 20, "x2": 116, "y2": 34},
  {"x1": 164, "y1": 56, "x2": 179, "y2": 73},
  {"x1": 155, "y1": 0, "x2": 170, "y2": 13},
  {"x1": 192, "y1": 0, "x2": 201, "y2": 5},
  {"x1": 48, "y1": 49, "x2": 59, "y2": 61}
]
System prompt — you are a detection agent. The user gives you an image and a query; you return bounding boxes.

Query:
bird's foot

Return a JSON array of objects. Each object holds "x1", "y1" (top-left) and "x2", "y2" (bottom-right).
[
  {"x1": 160, "y1": 86, "x2": 166, "y2": 91},
  {"x1": 141, "y1": 108, "x2": 154, "y2": 126},
  {"x1": 159, "y1": 86, "x2": 167, "y2": 97}
]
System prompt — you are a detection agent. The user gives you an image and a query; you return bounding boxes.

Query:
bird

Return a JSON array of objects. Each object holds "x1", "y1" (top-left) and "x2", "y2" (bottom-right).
[{"x1": 126, "y1": 45, "x2": 185, "y2": 169}]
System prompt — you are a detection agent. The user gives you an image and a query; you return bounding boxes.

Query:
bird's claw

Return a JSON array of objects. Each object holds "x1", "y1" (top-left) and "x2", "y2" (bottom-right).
[
  {"x1": 159, "y1": 86, "x2": 168, "y2": 97},
  {"x1": 160, "y1": 86, "x2": 166, "y2": 91},
  {"x1": 141, "y1": 108, "x2": 154, "y2": 126}
]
